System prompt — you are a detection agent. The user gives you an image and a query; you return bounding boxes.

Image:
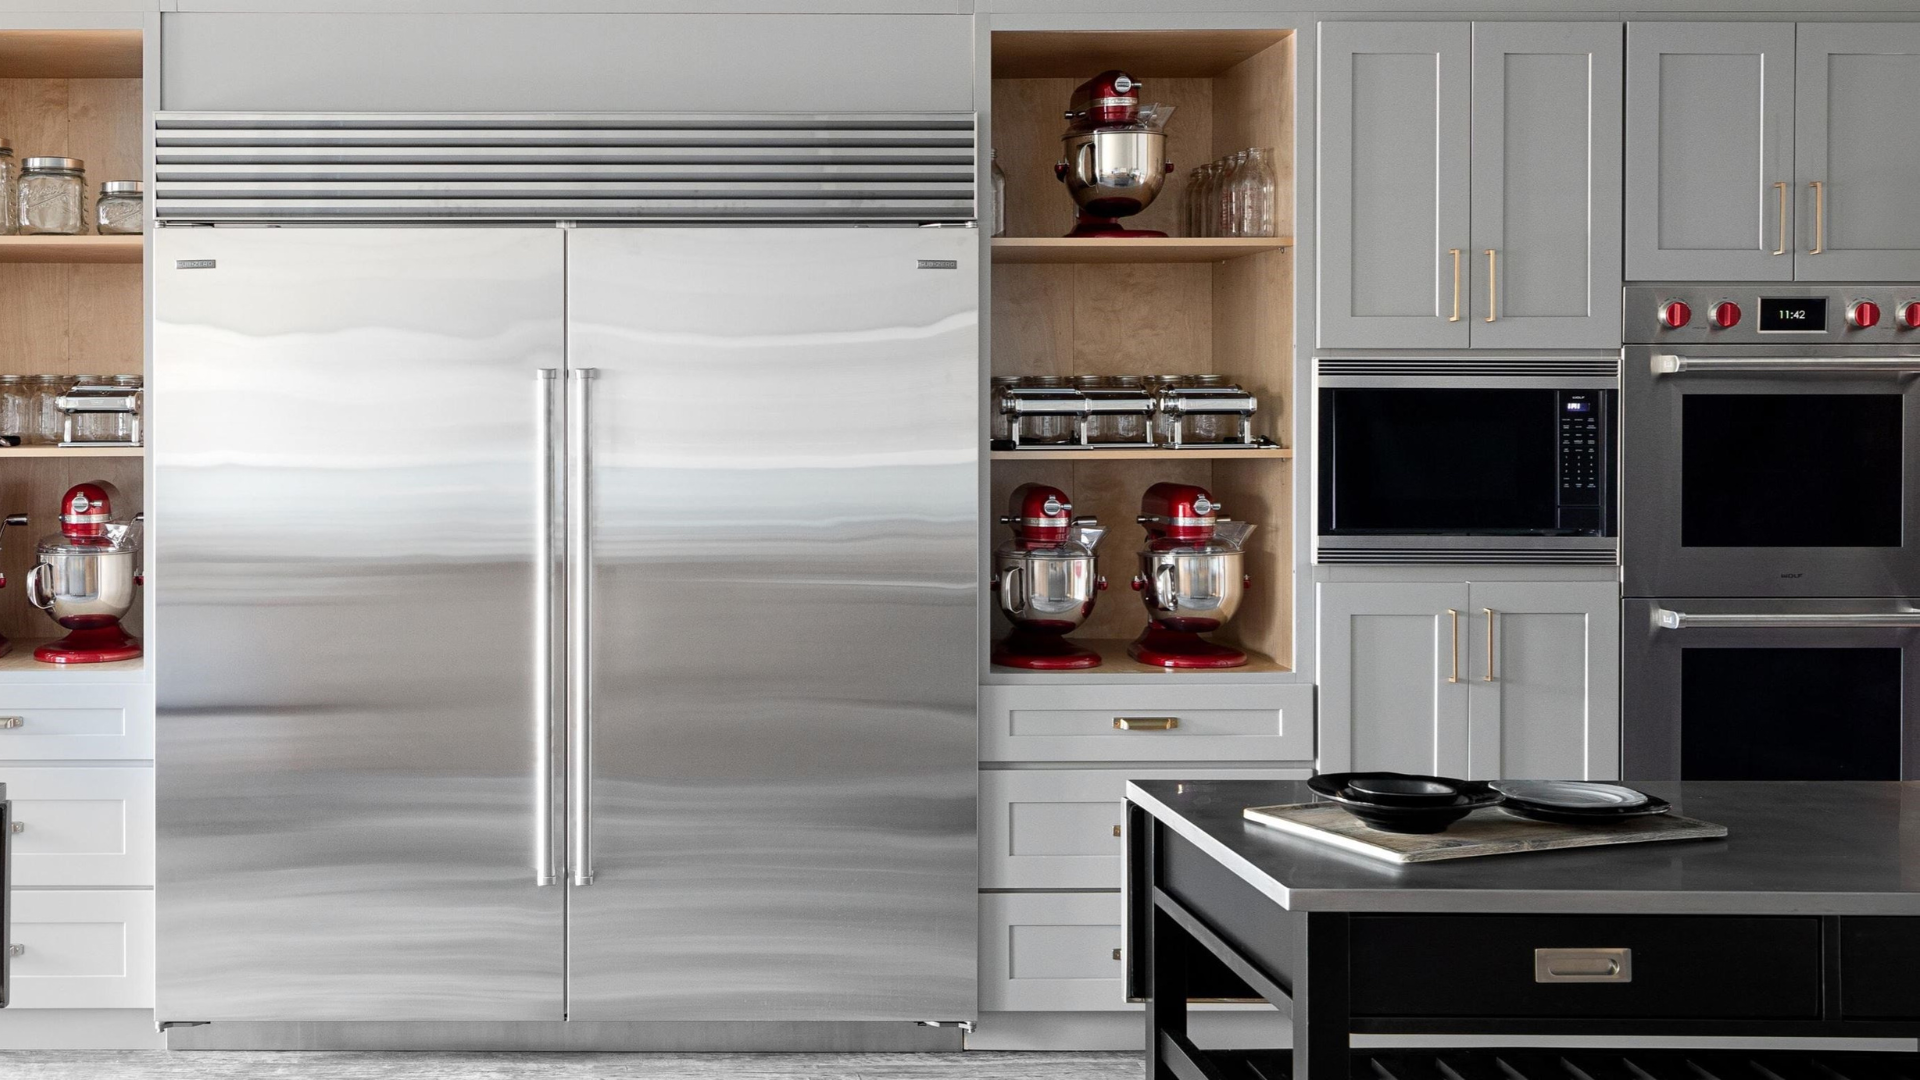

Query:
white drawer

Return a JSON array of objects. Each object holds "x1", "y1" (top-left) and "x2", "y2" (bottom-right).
[
  {"x1": 981, "y1": 768, "x2": 1306, "y2": 889},
  {"x1": 0, "y1": 684, "x2": 152, "y2": 761},
  {"x1": 7, "y1": 890, "x2": 154, "y2": 1009},
  {"x1": 0, "y1": 767, "x2": 154, "y2": 887},
  {"x1": 981, "y1": 892, "x2": 1127, "y2": 1012},
  {"x1": 980, "y1": 683, "x2": 1314, "y2": 763}
]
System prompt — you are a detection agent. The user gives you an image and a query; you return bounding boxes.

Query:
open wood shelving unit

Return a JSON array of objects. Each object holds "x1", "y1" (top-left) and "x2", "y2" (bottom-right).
[
  {"x1": 0, "y1": 28, "x2": 145, "y2": 660},
  {"x1": 987, "y1": 28, "x2": 1297, "y2": 679}
]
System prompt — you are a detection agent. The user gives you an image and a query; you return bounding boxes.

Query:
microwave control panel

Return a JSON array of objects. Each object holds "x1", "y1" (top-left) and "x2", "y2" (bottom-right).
[{"x1": 1558, "y1": 391, "x2": 1602, "y2": 511}]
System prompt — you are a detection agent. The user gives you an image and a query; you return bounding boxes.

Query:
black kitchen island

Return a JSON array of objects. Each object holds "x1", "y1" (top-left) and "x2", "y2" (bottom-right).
[{"x1": 1125, "y1": 780, "x2": 1920, "y2": 1080}]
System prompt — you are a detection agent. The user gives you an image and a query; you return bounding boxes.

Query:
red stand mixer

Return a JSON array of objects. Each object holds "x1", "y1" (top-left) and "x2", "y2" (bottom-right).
[
  {"x1": 1129, "y1": 482, "x2": 1255, "y2": 669},
  {"x1": 27, "y1": 482, "x2": 142, "y2": 664},
  {"x1": 1053, "y1": 70, "x2": 1176, "y2": 237},
  {"x1": 991, "y1": 484, "x2": 1108, "y2": 669}
]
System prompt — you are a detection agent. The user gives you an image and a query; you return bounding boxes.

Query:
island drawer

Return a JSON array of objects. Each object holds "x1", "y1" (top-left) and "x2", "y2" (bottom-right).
[
  {"x1": 1841, "y1": 916, "x2": 1920, "y2": 1019},
  {"x1": 980, "y1": 684, "x2": 1314, "y2": 763},
  {"x1": 1349, "y1": 914, "x2": 1821, "y2": 1020}
]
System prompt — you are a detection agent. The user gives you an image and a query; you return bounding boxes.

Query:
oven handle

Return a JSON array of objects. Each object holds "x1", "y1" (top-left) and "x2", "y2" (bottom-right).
[
  {"x1": 1655, "y1": 608, "x2": 1920, "y2": 630},
  {"x1": 1652, "y1": 354, "x2": 1920, "y2": 376}
]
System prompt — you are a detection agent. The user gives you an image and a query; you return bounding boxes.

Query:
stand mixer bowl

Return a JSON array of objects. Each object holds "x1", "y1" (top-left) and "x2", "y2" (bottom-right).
[
  {"x1": 1134, "y1": 544, "x2": 1247, "y2": 633},
  {"x1": 1057, "y1": 128, "x2": 1171, "y2": 222},
  {"x1": 29, "y1": 544, "x2": 137, "y2": 630},
  {"x1": 995, "y1": 546, "x2": 1103, "y2": 631}
]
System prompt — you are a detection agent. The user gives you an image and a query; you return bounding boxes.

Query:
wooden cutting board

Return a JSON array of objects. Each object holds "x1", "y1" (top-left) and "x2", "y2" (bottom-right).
[{"x1": 1242, "y1": 802, "x2": 1728, "y2": 864}]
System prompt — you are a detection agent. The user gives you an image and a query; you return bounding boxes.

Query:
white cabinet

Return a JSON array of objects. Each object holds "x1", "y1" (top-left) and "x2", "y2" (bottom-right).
[
  {"x1": 0, "y1": 684, "x2": 152, "y2": 761},
  {"x1": 1318, "y1": 579, "x2": 1619, "y2": 780},
  {"x1": 1, "y1": 767, "x2": 154, "y2": 887},
  {"x1": 6, "y1": 890, "x2": 154, "y2": 1009},
  {"x1": 980, "y1": 892, "x2": 1128, "y2": 1013},
  {"x1": 979, "y1": 683, "x2": 1313, "y2": 764}
]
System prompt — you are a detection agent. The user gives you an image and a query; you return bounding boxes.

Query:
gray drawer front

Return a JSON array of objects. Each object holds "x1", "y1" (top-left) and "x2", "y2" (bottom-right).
[{"x1": 981, "y1": 684, "x2": 1313, "y2": 763}]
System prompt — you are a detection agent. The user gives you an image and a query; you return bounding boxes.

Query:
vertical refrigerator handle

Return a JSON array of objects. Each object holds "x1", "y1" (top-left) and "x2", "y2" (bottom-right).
[
  {"x1": 567, "y1": 368, "x2": 596, "y2": 887},
  {"x1": 533, "y1": 370, "x2": 559, "y2": 886}
]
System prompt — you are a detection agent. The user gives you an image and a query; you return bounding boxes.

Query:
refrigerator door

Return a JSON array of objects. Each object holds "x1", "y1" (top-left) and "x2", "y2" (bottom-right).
[
  {"x1": 565, "y1": 227, "x2": 978, "y2": 1021},
  {"x1": 154, "y1": 228, "x2": 567, "y2": 1021}
]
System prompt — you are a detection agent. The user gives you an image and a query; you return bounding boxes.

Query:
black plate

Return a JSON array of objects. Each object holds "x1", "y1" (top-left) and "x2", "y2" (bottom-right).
[
  {"x1": 1308, "y1": 772, "x2": 1502, "y2": 834},
  {"x1": 1341, "y1": 773, "x2": 1464, "y2": 806},
  {"x1": 1499, "y1": 793, "x2": 1672, "y2": 826}
]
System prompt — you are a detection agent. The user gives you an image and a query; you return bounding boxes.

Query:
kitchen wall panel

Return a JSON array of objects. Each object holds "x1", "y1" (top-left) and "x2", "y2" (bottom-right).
[{"x1": 159, "y1": 13, "x2": 973, "y2": 112}]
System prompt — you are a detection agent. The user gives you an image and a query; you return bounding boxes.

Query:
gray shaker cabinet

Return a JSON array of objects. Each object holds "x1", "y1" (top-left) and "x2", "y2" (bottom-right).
[
  {"x1": 1625, "y1": 23, "x2": 1795, "y2": 282},
  {"x1": 1316, "y1": 582, "x2": 1471, "y2": 777},
  {"x1": 1470, "y1": 23, "x2": 1623, "y2": 349},
  {"x1": 1796, "y1": 24, "x2": 1920, "y2": 281},
  {"x1": 1319, "y1": 580, "x2": 1620, "y2": 781},
  {"x1": 1464, "y1": 581, "x2": 1621, "y2": 782},
  {"x1": 1317, "y1": 22, "x2": 1472, "y2": 349}
]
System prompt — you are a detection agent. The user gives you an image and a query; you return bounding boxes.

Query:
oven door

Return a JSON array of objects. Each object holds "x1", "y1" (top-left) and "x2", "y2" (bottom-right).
[
  {"x1": 1622, "y1": 345, "x2": 1920, "y2": 596},
  {"x1": 1622, "y1": 598, "x2": 1920, "y2": 780}
]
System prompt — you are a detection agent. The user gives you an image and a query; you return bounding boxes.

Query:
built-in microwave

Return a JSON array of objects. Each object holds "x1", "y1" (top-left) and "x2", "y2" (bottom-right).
[{"x1": 1315, "y1": 359, "x2": 1617, "y2": 563}]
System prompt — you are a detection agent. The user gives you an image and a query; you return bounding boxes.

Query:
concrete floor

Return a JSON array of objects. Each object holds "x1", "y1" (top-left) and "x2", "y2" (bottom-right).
[{"x1": 0, "y1": 1052, "x2": 1142, "y2": 1079}]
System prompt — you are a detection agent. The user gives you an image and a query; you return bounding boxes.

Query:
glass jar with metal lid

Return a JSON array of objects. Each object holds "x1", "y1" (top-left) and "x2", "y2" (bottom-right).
[
  {"x1": 65, "y1": 375, "x2": 109, "y2": 443},
  {"x1": 95, "y1": 181, "x2": 142, "y2": 235},
  {"x1": 25, "y1": 375, "x2": 69, "y2": 445},
  {"x1": 17, "y1": 158, "x2": 86, "y2": 236},
  {"x1": 1190, "y1": 373, "x2": 1232, "y2": 442},
  {"x1": 0, "y1": 375, "x2": 27, "y2": 441},
  {"x1": 1011, "y1": 375, "x2": 1076, "y2": 445},
  {"x1": 0, "y1": 140, "x2": 15, "y2": 235},
  {"x1": 109, "y1": 375, "x2": 142, "y2": 445},
  {"x1": 989, "y1": 376, "x2": 1020, "y2": 444}
]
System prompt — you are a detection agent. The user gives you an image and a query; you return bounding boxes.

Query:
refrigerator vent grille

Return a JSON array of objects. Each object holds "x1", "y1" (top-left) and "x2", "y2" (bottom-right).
[
  {"x1": 1316, "y1": 357, "x2": 1621, "y2": 379},
  {"x1": 1317, "y1": 546, "x2": 1618, "y2": 565},
  {"x1": 152, "y1": 112, "x2": 977, "y2": 224}
]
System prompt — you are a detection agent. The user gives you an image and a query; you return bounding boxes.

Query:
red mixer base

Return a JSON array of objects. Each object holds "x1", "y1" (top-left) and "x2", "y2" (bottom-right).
[
  {"x1": 1066, "y1": 216, "x2": 1167, "y2": 238},
  {"x1": 993, "y1": 631, "x2": 1103, "y2": 670},
  {"x1": 1128, "y1": 626, "x2": 1248, "y2": 669},
  {"x1": 36, "y1": 626, "x2": 142, "y2": 665}
]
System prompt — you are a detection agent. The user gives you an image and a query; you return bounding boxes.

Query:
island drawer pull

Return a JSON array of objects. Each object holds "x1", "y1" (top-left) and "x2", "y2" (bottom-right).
[
  {"x1": 1114, "y1": 716, "x2": 1179, "y2": 731},
  {"x1": 1535, "y1": 947, "x2": 1631, "y2": 983}
]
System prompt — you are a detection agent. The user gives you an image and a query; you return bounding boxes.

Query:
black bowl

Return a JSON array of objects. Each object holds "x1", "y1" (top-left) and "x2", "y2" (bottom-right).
[
  {"x1": 1308, "y1": 773, "x2": 1502, "y2": 834},
  {"x1": 1340, "y1": 772, "x2": 1465, "y2": 807}
]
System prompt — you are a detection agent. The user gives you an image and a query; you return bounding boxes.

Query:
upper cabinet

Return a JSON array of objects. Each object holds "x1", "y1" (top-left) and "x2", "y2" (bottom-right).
[
  {"x1": 1628, "y1": 23, "x2": 1920, "y2": 282},
  {"x1": 1318, "y1": 21, "x2": 1623, "y2": 350}
]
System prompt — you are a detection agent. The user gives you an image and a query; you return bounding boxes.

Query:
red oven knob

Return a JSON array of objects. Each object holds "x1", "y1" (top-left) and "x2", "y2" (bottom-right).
[
  {"x1": 1901, "y1": 301, "x2": 1920, "y2": 330},
  {"x1": 1709, "y1": 301, "x2": 1741, "y2": 329},
  {"x1": 1849, "y1": 300, "x2": 1882, "y2": 329},
  {"x1": 1658, "y1": 299, "x2": 1692, "y2": 329}
]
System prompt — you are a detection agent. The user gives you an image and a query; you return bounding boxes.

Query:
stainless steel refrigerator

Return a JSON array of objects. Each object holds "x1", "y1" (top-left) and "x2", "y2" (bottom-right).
[{"x1": 152, "y1": 223, "x2": 978, "y2": 1029}]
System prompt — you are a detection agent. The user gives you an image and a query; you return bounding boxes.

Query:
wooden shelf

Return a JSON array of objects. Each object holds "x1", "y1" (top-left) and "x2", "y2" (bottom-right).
[
  {"x1": 0, "y1": 638, "x2": 142, "y2": 679},
  {"x1": 991, "y1": 237, "x2": 1289, "y2": 264},
  {"x1": 0, "y1": 235, "x2": 143, "y2": 265},
  {"x1": 990, "y1": 637, "x2": 1289, "y2": 676},
  {"x1": 0, "y1": 29, "x2": 143, "y2": 79},
  {"x1": 991, "y1": 29, "x2": 1292, "y2": 79},
  {"x1": 992, "y1": 447, "x2": 1291, "y2": 461},
  {"x1": 0, "y1": 447, "x2": 142, "y2": 458}
]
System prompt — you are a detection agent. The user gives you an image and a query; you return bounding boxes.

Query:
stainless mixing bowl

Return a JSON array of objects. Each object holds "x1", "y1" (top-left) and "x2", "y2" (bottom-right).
[
  {"x1": 994, "y1": 549, "x2": 1104, "y2": 631},
  {"x1": 1133, "y1": 546, "x2": 1246, "y2": 634},
  {"x1": 28, "y1": 544, "x2": 137, "y2": 630},
  {"x1": 1056, "y1": 129, "x2": 1171, "y2": 220}
]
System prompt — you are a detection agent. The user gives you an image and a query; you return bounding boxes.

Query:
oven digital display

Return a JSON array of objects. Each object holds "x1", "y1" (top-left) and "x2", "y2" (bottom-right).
[{"x1": 1759, "y1": 297, "x2": 1828, "y2": 332}]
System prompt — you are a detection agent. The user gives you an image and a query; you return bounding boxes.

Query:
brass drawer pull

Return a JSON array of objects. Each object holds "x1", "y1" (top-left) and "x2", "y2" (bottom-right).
[
  {"x1": 1112, "y1": 948, "x2": 1122, "y2": 961},
  {"x1": 1114, "y1": 716, "x2": 1178, "y2": 731},
  {"x1": 0, "y1": 717, "x2": 20, "y2": 729},
  {"x1": 7, "y1": 821, "x2": 20, "y2": 834},
  {"x1": 6, "y1": 945, "x2": 21, "y2": 958},
  {"x1": 1112, "y1": 825, "x2": 1122, "y2": 837},
  {"x1": 1535, "y1": 947, "x2": 1632, "y2": 983}
]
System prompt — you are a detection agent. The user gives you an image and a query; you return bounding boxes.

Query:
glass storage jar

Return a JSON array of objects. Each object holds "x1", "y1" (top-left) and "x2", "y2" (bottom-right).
[
  {"x1": 66, "y1": 374, "x2": 108, "y2": 443},
  {"x1": 1015, "y1": 375, "x2": 1074, "y2": 445},
  {"x1": 95, "y1": 181, "x2": 142, "y2": 235},
  {"x1": 1190, "y1": 373, "x2": 1232, "y2": 442},
  {"x1": 26, "y1": 374, "x2": 68, "y2": 445},
  {"x1": 989, "y1": 150, "x2": 1008, "y2": 238},
  {"x1": 110, "y1": 374, "x2": 142, "y2": 445},
  {"x1": 1149, "y1": 374, "x2": 1188, "y2": 444},
  {"x1": 17, "y1": 158, "x2": 86, "y2": 236},
  {"x1": 990, "y1": 375, "x2": 1019, "y2": 444},
  {"x1": 0, "y1": 375, "x2": 26, "y2": 442},
  {"x1": 0, "y1": 140, "x2": 15, "y2": 235}
]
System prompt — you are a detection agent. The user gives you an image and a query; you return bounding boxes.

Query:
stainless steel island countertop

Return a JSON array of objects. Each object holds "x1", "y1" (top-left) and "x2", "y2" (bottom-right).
[{"x1": 1126, "y1": 779, "x2": 1920, "y2": 916}]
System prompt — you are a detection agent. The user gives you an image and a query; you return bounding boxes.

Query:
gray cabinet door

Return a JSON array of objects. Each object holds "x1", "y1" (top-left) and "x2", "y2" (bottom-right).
[
  {"x1": 1318, "y1": 22, "x2": 1471, "y2": 349},
  {"x1": 1625, "y1": 22, "x2": 1795, "y2": 282},
  {"x1": 1796, "y1": 24, "x2": 1920, "y2": 280},
  {"x1": 1470, "y1": 22, "x2": 1624, "y2": 348},
  {"x1": 1464, "y1": 581, "x2": 1620, "y2": 782},
  {"x1": 1317, "y1": 582, "x2": 1470, "y2": 776}
]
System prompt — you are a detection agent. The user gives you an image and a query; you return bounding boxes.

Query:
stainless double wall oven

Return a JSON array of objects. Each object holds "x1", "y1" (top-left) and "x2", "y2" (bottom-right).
[{"x1": 1622, "y1": 284, "x2": 1920, "y2": 780}]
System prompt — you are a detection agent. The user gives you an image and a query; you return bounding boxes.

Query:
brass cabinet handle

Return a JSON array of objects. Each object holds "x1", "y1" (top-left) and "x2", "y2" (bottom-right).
[
  {"x1": 8, "y1": 821, "x2": 21, "y2": 834},
  {"x1": 1112, "y1": 949, "x2": 1122, "y2": 961},
  {"x1": 1772, "y1": 182, "x2": 1788, "y2": 256},
  {"x1": 1535, "y1": 948, "x2": 1632, "y2": 983},
  {"x1": 1447, "y1": 248, "x2": 1462, "y2": 322},
  {"x1": 1809, "y1": 181, "x2": 1824, "y2": 255},
  {"x1": 1483, "y1": 608, "x2": 1496, "y2": 681},
  {"x1": 1446, "y1": 609, "x2": 1460, "y2": 683},
  {"x1": 1114, "y1": 716, "x2": 1178, "y2": 731},
  {"x1": 0, "y1": 717, "x2": 20, "y2": 729},
  {"x1": 1483, "y1": 249, "x2": 1497, "y2": 322},
  {"x1": 1112, "y1": 825, "x2": 1122, "y2": 837}
]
